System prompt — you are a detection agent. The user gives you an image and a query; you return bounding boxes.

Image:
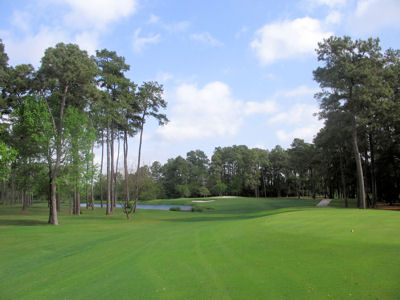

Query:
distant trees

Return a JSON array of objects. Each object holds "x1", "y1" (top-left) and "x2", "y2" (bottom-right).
[{"x1": 1, "y1": 35, "x2": 400, "y2": 218}]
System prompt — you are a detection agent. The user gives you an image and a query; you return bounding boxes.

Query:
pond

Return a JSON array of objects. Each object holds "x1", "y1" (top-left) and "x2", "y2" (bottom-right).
[{"x1": 80, "y1": 203, "x2": 192, "y2": 211}]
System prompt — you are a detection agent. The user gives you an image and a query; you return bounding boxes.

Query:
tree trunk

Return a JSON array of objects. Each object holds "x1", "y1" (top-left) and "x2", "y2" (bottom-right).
[
  {"x1": 56, "y1": 192, "x2": 61, "y2": 212},
  {"x1": 369, "y1": 133, "x2": 377, "y2": 207},
  {"x1": 11, "y1": 172, "x2": 15, "y2": 205},
  {"x1": 22, "y1": 189, "x2": 27, "y2": 211},
  {"x1": 49, "y1": 179, "x2": 58, "y2": 225},
  {"x1": 133, "y1": 118, "x2": 145, "y2": 214},
  {"x1": 110, "y1": 124, "x2": 115, "y2": 213},
  {"x1": 352, "y1": 117, "x2": 366, "y2": 209},
  {"x1": 114, "y1": 134, "x2": 120, "y2": 207},
  {"x1": 100, "y1": 130, "x2": 104, "y2": 208},
  {"x1": 106, "y1": 118, "x2": 111, "y2": 215},
  {"x1": 339, "y1": 149, "x2": 348, "y2": 208},
  {"x1": 123, "y1": 130, "x2": 131, "y2": 219},
  {"x1": 90, "y1": 144, "x2": 95, "y2": 210}
]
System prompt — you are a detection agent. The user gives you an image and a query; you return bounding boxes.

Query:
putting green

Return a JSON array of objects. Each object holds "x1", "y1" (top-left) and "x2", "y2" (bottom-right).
[{"x1": 0, "y1": 197, "x2": 399, "y2": 299}]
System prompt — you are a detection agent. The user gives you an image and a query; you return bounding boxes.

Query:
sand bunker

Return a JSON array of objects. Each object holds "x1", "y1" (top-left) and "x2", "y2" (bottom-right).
[{"x1": 192, "y1": 200, "x2": 215, "y2": 203}]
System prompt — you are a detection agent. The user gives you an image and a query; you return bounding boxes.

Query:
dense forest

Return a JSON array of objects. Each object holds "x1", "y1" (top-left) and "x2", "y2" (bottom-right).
[{"x1": 1, "y1": 36, "x2": 400, "y2": 224}]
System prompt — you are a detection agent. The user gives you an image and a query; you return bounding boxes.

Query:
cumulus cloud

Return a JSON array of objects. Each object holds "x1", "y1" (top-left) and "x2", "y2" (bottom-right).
[
  {"x1": 132, "y1": 28, "x2": 161, "y2": 52},
  {"x1": 157, "y1": 81, "x2": 286, "y2": 141},
  {"x1": 63, "y1": 0, "x2": 138, "y2": 30},
  {"x1": 2, "y1": 27, "x2": 69, "y2": 66},
  {"x1": 157, "y1": 82, "x2": 319, "y2": 142},
  {"x1": 250, "y1": 17, "x2": 332, "y2": 65},
  {"x1": 350, "y1": 0, "x2": 400, "y2": 33},
  {"x1": 190, "y1": 32, "x2": 223, "y2": 47},
  {"x1": 158, "y1": 81, "x2": 243, "y2": 141},
  {"x1": 269, "y1": 104, "x2": 323, "y2": 143},
  {"x1": 244, "y1": 101, "x2": 277, "y2": 115}
]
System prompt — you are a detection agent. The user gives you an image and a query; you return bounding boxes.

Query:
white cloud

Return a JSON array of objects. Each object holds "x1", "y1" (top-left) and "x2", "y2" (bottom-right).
[
  {"x1": 158, "y1": 81, "x2": 243, "y2": 141},
  {"x1": 250, "y1": 17, "x2": 332, "y2": 65},
  {"x1": 350, "y1": 0, "x2": 400, "y2": 33},
  {"x1": 63, "y1": 0, "x2": 138, "y2": 30},
  {"x1": 269, "y1": 103, "x2": 318, "y2": 125},
  {"x1": 244, "y1": 101, "x2": 277, "y2": 115},
  {"x1": 274, "y1": 85, "x2": 318, "y2": 99},
  {"x1": 276, "y1": 125, "x2": 321, "y2": 144},
  {"x1": 268, "y1": 103, "x2": 323, "y2": 143},
  {"x1": 2, "y1": 26, "x2": 69, "y2": 66},
  {"x1": 74, "y1": 31, "x2": 99, "y2": 55},
  {"x1": 325, "y1": 10, "x2": 342, "y2": 24},
  {"x1": 132, "y1": 28, "x2": 161, "y2": 52},
  {"x1": 190, "y1": 32, "x2": 223, "y2": 47},
  {"x1": 157, "y1": 81, "x2": 282, "y2": 141}
]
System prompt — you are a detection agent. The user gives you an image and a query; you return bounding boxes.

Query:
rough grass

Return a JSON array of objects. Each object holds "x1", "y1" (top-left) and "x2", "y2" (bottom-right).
[{"x1": 0, "y1": 197, "x2": 399, "y2": 299}]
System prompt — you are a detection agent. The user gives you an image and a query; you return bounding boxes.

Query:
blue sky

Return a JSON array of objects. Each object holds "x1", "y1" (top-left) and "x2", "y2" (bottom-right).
[{"x1": 1, "y1": 0, "x2": 400, "y2": 167}]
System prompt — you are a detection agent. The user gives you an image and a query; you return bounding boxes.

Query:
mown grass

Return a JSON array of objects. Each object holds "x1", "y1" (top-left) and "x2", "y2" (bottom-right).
[{"x1": 0, "y1": 197, "x2": 399, "y2": 299}]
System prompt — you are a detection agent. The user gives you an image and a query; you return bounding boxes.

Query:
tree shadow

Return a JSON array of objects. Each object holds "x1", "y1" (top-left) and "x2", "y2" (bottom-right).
[
  {"x1": 161, "y1": 209, "x2": 302, "y2": 223},
  {"x1": 0, "y1": 219, "x2": 48, "y2": 226}
]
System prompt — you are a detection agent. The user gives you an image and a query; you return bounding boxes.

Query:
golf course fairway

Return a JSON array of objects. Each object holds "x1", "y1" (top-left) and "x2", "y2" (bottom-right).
[{"x1": 0, "y1": 197, "x2": 399, "y2": 299}]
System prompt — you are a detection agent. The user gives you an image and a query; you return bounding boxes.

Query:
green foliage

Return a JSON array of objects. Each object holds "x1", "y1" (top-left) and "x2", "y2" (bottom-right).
[{"x1": 169, "y1": 206, "x2": 181, "y2": 211}]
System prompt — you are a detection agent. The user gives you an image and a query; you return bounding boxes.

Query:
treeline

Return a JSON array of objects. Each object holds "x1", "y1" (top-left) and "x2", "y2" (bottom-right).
[
  {"x1": 110, "y1": 36, "x2": 400, "y2": 209},
  {"x1": 0, "y1": 41, "x2": 167, "y2": 224},
  {"x1": 1, "y1": 35, "x2": 400, "y2": 223}
]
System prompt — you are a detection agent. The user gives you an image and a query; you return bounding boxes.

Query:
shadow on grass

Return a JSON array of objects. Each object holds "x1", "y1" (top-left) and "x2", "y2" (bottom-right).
[
  {"x1": 162, "y1": 208, "x2": 303, "y2": 223},
  {"x1": 0, "y1": 219, "x2": 48, "y2": 226}
]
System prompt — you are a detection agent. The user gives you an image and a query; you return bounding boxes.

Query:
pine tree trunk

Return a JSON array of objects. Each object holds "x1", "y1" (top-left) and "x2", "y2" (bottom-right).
[
  {"x1": 369, "y1": 133, "x2": 377, "y2": 207},
  {"x1": 11, "y1": 172, "x2": 15, "y2": 205},
  {"x1": 22, "y1": 189, "x2": 27, "y2": 211},
  {"x1": 114, "y1": 134, "x2": 120, "y2": 207},
  {"x1": 133, "y1": 119, "x2": 145, "y2": 213},
  {"x1": 100, "y1": 130, "x2": 104, "y2": 208},
  {"x1": 91, "y1": 144, "x2": 95, "y2": 210},
  {"x1": 339, "y1": 149, "x2": 348, "y2": 208},
  {"x1": 110, "y1": 124, "x2": 115, "y2": 213},
  {"x1": 352, "y1": 117, "x2": 366, "y2": 209},
  {"x1": 124, "y1": 131, "x2": 130, "y2": 206},
  {"x1": 106, "y1": 118, "x2": 111, "y2": 215}
]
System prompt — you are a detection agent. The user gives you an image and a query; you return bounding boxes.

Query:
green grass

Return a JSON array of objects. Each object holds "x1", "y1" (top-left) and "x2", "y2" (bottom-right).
[{"x1": 0, "y1": 197, "x2": 399, "y2": 299}]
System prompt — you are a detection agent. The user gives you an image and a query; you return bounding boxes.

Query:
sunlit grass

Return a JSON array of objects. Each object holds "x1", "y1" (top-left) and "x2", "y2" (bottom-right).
[{"x1": 0, "y1": 197, "x2": 399, "y2": 299}]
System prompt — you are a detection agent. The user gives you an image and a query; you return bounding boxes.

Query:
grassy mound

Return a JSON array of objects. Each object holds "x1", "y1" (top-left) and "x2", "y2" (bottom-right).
[{"x1": 0, "y1": 197, "x2": 399, "y2": 299}]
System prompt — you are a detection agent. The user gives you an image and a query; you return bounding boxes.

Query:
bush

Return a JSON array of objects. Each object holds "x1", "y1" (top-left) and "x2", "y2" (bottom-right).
[{"x1": 169, "y1": 206, "x2": 181, "y2": 211}]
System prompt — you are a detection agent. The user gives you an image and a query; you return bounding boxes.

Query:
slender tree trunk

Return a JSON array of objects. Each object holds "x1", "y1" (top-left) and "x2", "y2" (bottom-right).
[
  {"x1": 22, "y1": 189, "x2": 27, "y2": 211},
  {"x1": 123, "y1": 130, "x2": 131, "y2": 219},
  {"x1": 369, "y1": 133, "x2": 377, "y2": 207},
  {"x1": 106, "y1": 118, "x2": 111, "y2": 215},
  {"x1": 110, "y1": 124, "x2": 115, "y2": 213},
  {"x1": 100, "y1": 131, "x2": 104, "y2": 208},
  {"x1": 2, "y1": 179, "x2": 6, "y2": 207},
  {"x1": 114, "y1": 134, "x2": 120, "y2": 207},
  {"x1": 339, "y1": 149, "x2": 348, "y2": 208},
  {"x1": 90, "y1": 144, "x2": 95, "y2": 210},
  {"x1": 11, "y1": 172, "x2": 15, "y2": 205},
  {"x1": 352, "y1": 117, "x2": 366, "y2": 209},
  {"x1": 133, "y1": 119, "x2": 145, "y2": 213}
]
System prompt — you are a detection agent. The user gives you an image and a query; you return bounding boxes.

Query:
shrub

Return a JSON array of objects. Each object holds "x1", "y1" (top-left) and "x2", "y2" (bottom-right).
[{"x1": 169, "y1": 206, "x2": 181, "y2": 211}]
